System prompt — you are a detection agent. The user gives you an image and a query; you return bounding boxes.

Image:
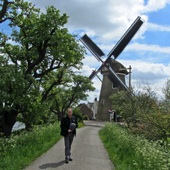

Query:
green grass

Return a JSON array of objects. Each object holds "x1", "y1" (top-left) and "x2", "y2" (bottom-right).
[
  {"x1": 0, "y1": 121, "x2": 84, "y2": 170},
  {"x1": 99, "y1": 123, "x2": 170, "y2": 170},
  {"x1": 0, "y1": 123, "x2": 61, "y2": 170},
  {"x1": 78, "y1": 121, "x2": 85, "y2": 128}
]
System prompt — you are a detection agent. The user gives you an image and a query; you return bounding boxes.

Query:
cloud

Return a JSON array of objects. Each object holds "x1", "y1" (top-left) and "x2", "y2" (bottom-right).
[
  {"x1": 28, "y1": 0, "x2": 148, "y2": 41},
  {"x1": 81, "y1": 56, "x2": 101, "y2": 68},
  {"x1": 86, "y1": 78, "x2": 102, "y2": 102},
  {"x1": 127, "y1": 43, "x2": 170, "y2": 53},
  {"x1": 82, "y1": 58, "x2": 170, "y2": 101},
  {"x1": 26, "y1": 0, "x2": 170, "y2": 101},
  {"x1": 100, "y1": 42, "x2": 170, "y2": 54},
  {"x1": 27, "y1": 0, "x2": 170, "y2": 43},
  {"x1": 118, "y1": 59, "x2": 170, "y2": 98},
  {"x1": 84, "y1": 42, "x2": 170, "y2": 62},
  {"x1": 119, "y1": 59, "x2": 170, "y2": 77},
  {"x1": 147, "y1": 23, "x2": 170, "y2": 32},
  {"x1": 144, "y1": 0, "x2": 170, "y2": 12},
  {"x1": 133, "y1": 70, "x2": 168, "y2": 81}
]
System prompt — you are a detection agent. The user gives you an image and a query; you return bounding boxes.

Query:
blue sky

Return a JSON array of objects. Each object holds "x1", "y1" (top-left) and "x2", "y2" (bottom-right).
[{"x1": 2, "y1": 0, "x2": 170, "y2": 101}]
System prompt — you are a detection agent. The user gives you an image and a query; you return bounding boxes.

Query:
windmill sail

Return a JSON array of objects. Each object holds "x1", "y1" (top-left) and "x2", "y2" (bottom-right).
[
  {"x1": 107, "y1": 66, "x2": 128, "y2": 90},
  {"x1": 107, "y1": 16, "x2": 143, "y2": 60},
  {"x1": 80, "y1": 34, "x2": 104, "y2": 61},
  {"x1": 81, "y1": 16, "x2": 144, "y2": 89},
  {"x1": 79, "y1": 16, "x2": 144, "y2": 121}
]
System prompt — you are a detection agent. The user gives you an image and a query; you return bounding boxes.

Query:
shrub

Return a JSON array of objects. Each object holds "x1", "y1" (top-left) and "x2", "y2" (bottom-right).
[
  {"x1": 135, "y1": 113, "x2": 170, "y2": 142},
  {"x1": 0, "y1": 123, "x2": 61, "y2": 170},
  {"x1": 73, "y1": 107, "x2": 85, "y2": 122},
  {"x1": 100, "y1": 123, "x2": 170, "y2": 170}
]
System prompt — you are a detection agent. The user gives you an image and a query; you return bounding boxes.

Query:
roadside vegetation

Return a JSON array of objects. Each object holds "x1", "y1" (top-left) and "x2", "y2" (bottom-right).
[
  {"x1": 100, "y1": 123, "x2": 170, "y2": 170},
  {"x1": 0, "y1": 0, "x2": 94, "y2": 137},
  {"x1": 0, "y1": 113, "x2": 84, "y2": 170},
  {"x1": 0, "y1": 123, "x2": 61, "y2": 170},
  {"x1": 0, "y1": 1, "x2": 88, "y2": 169},
  {"x1": 100, "y1": 80, "x2": 170, "y2": 170},
  {"x1": 110, "y1": 82, "x2": 170, "y2": 143}
]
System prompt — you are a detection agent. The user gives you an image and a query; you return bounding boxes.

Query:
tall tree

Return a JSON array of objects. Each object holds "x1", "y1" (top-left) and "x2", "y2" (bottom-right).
[{"x1": 0, "y1": 1, "x2": 88, "y2": 136}]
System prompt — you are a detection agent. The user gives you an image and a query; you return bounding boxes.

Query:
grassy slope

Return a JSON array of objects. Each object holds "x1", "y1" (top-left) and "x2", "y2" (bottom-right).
[
  {"x1": 0, "y1": 123, "x2": 61, "y2": 170},
  {"x1": 99, "y1": 123, "x2": 170, "y2": 170},
  {"x1": 0, "y1": 121, "x2": 84, "y2": 170}
]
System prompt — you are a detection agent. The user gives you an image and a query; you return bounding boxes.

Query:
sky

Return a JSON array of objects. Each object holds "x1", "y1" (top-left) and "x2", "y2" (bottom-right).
[{"x1": 7, "y1": 0, "x2": 170, "y2": 102}]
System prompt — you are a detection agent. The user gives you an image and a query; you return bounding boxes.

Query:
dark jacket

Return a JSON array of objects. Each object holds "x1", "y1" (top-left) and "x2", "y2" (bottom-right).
[{"x1": 60, "y1": 115, "x2": 78, "y2": 137}]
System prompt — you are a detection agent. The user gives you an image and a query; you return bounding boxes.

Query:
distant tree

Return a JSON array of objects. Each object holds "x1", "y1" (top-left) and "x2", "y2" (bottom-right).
[
  {"x1": 159, "y1": 79, "x2": 170, "y2": 114},
  {"x1": 73, "y1": 107, "x2": 85, "y2": 122},
  {"x1": 49, "y1": 75, "x2": 95, "y2": 120},
  {"x1": 163, "y1": 79, "x2": 170, "y2": 100},
  {"x1": 110, "y1": 86, "x2": 158, "y2": 127},
  {"x1": 110, "y1": 90, "x2": 138, "y2": 126},
  {"x1": 110, "y1": 85, "x2": 170, "y2": 142}
]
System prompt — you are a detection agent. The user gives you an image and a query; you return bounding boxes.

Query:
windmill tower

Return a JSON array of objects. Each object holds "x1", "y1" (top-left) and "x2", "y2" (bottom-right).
[
  {"x1": 80, "y1": 16, "x2": 144, "y2": 121},
  {"x1": 98, "y1": 59, "x2": 129, "y2": 120}
]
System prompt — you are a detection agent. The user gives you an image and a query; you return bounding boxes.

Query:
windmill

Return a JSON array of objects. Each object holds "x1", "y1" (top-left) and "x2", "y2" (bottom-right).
[{"x1": 80, "y1": 16, "x2": 144, "y2": 121}]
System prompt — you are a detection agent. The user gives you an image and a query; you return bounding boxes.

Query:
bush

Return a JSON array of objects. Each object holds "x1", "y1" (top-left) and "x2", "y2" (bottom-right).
[
  {"x1": 134, "y1": 113, "x2": 170, "y2": 142},
  {"x1": 73, "y1": 107, "x2": 85, "y2": 122},
  {"x1": 0, "y1": 123, "x2": 61, "y2": 170},
  {"x1": 110, "y1": 87, "x2": 170, "y2": 142},
  {"x1": 99, "y1": 123, "x2": 170, "y2": 170}
]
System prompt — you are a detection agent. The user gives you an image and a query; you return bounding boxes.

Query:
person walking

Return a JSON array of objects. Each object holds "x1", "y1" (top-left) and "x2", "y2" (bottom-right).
[
  {"x1": 108, "y1": 109, "x2": 113, "y2": 122},
  {"x1": 60, "y1": 108, "x2": 78, "y2": 163},
  {"x1": 113, "y1": 110, "x2": 117, "y2": 122}
]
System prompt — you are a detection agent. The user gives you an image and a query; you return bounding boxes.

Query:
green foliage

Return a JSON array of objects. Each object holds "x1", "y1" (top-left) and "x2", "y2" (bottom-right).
[
  {"x1": 110, "y1": 86, "x2": 170, "y2": 141},
  {"x1": 0, "y1": 0, "x2": 94, "y2": 135},
  {"x1": 73, "y1": 107, "x2": 86, "y2": 122},
  {"x1": 137, "y1": 113, "x2": 170, "y2": 141},
  {"x1": 161, "y1": 79, "x2": 170, "y2": 114},
  {"x1": 163, "y1": 79, "x2": 170, "y2": 100},
  {"x1": 50, "y1": 75, "x2": 95, "y2": 117},
  {"x1": 77, "y1": 122, "x2": 85, "y2": 128},
  {"x1": 100, "y1": 123, "x2": 170, "y2": 170},
  {"x1": 110, "y1": 90, "x2": 138, "y2": 124},
  {"x1": 0, "y1": 123, "x2": 61, "y2": 170},
  {"x1": 110, "y1": 87, "x2": 158, "y2": 123}
]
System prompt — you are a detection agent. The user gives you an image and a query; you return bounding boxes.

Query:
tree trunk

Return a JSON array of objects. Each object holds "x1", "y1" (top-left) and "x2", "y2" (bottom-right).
[
  {"x1": 25, "y1": 122, "x2": 32, "y2": 131},
  {"x1": 0, "y1": 109, "x2": 18, "y2": 137}
]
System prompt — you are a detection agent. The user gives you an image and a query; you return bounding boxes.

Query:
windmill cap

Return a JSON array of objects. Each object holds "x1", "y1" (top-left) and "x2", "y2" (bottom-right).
[{"x1": 69, "y1": 123, "x2": 76, "y2": 131}]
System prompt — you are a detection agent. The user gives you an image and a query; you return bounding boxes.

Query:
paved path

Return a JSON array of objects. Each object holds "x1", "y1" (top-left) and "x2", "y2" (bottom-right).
[{"x1": 24, "y1": 121, "x2": 114, "y2": 170}]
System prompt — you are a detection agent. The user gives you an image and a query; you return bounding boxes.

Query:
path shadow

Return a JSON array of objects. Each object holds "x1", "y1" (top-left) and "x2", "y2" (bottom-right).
[{"x1": 39, "y1": 160, "x2": 65, "y2": 169}]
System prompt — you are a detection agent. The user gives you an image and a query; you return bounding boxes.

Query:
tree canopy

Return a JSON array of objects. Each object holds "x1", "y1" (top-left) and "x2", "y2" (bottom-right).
[
  {"x1": 110, "y1": 85, "x2": 170, "y2": 142},
  {"x1": 0, "y1": 0, "x2": 94, "y2": 136}
]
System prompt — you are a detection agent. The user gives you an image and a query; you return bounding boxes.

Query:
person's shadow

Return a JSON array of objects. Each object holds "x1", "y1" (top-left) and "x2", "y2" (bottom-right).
[{"x1": 39, "y1": 160, "x2": 65, "y2": 169}]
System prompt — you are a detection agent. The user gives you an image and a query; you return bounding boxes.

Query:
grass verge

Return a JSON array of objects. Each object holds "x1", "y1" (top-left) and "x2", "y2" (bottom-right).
[
  {"x1": 0, "y1": 123, "x2": 61, "y2": 170},
  {"x1": 78, "y1": 121, "x2": 84, "y2": 128},
  {"x1": 99, "y1": 123, "x2": 170, "y2": 170},
  {"x1": 0, "y1": 121, "x2": 84, "y2": 170}
]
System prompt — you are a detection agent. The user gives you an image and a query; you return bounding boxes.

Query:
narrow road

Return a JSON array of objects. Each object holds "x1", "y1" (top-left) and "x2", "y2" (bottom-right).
[{"x1": 24, "y1": 121, "x2": 114, "y2": 170}]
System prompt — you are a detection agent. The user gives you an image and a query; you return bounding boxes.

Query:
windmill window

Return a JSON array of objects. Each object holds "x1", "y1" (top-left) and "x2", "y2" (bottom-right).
[
  {"x1": 112, "y1": 84, "x2": 117, "y2": 89},
  {"x1": 101, "y1": 98, "x2": 105, "y2": 105}
]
